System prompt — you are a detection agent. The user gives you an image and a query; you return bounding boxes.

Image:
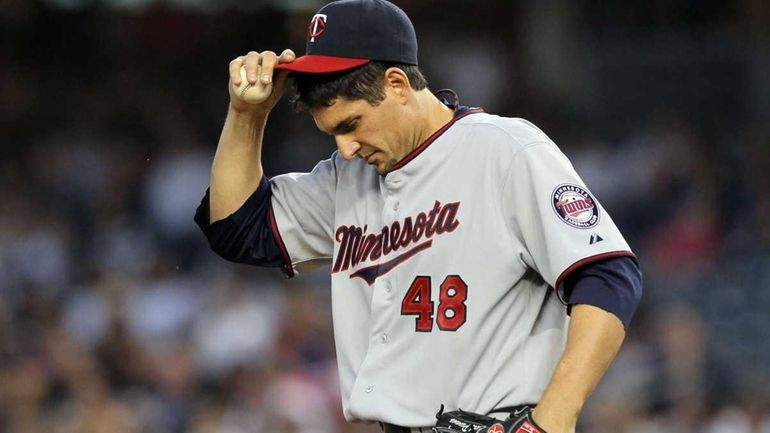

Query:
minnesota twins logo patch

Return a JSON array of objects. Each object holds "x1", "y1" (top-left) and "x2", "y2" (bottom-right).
[{"x1": 552, "y1": 184, "x2": 599, "y2": 229}]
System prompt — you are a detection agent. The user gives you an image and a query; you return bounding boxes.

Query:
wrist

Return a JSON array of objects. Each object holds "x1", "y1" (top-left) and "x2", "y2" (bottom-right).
[
  {"x1": 228, "y1": 102, "x2": 270, "y2": 120},
  {"x1": 531, "y1": 407, "x2": 577, "y2": 433},
  {"x1": 227, "y1": 105, "x2": 270, "y2": 134}
]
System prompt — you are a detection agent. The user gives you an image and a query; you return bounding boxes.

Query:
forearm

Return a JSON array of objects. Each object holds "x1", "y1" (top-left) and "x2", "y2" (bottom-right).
[
  {"x1": 533, "y1": 304, "x2": 626, "y2": 433},
  {"x1": 209, "y1": 106, "x2": 269, "y2": 222}
]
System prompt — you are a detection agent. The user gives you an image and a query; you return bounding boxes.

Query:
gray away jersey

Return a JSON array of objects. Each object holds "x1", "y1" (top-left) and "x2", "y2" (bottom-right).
[{"x1": 268, "y1": 111, "x2": 633, "y2": 426}]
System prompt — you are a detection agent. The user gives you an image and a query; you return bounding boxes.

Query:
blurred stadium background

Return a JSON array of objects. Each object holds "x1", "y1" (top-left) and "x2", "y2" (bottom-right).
[{"x1": 1, "y1": 0, "x2": 769, "y2": 432}]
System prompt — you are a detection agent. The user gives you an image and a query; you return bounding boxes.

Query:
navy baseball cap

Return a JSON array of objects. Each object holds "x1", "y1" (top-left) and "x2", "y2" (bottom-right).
[{"x1": 276, "y1": 0, "x2": 418, "y2": 74}]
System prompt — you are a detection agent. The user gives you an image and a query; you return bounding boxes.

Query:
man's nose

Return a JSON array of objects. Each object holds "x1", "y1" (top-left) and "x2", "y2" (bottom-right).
[{"x1": 335, "y1": 136, "x2": 361, "y2": 160}]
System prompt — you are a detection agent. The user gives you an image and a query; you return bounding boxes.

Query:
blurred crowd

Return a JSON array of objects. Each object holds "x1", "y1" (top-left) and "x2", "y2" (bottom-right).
[{"x1": 1, "y1": 1, "x2": 769, "y2": 433}]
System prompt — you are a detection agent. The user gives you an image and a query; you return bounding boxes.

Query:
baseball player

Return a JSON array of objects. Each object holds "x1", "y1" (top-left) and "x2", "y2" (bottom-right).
[{"x1": 195, "y1": 1, "x2": 643, "y2": 433}]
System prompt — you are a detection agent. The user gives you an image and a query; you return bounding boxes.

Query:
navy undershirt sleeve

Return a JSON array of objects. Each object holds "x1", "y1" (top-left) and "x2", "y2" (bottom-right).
[
  {"x1": 194, "y1": 177, "x2": 284, "y2": 267},
  {"x1": 562, "y1": 256, "x2": 642, "y2": 329}
]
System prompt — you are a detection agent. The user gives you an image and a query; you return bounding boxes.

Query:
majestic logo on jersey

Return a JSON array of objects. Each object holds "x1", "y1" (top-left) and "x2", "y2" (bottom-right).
[
  {"x1": 552, "y1": 184, "x2": 599, "y2": 229},
  {"x1": 308, "y1": 14, "x2": 327, "y2": 42},
  {"x1": 333, "y1": 200, "x2": 461, "y2": 285}
]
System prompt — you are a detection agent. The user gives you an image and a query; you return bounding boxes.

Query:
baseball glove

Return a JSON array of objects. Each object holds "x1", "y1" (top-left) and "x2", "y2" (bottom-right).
[{"x1": 432, "y1": 405, "x2": 547, "y2": 433}]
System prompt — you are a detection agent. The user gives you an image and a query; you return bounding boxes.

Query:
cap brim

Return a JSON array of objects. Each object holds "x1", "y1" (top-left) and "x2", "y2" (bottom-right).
[{"x1": 275, "y1": 55, "x2": 370, "y2": 74}]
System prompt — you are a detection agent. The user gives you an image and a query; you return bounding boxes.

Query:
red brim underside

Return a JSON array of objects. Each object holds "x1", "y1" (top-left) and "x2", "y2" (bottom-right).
[{"x1": 275, "y1": 55, "x2": 370, "y2": 74}]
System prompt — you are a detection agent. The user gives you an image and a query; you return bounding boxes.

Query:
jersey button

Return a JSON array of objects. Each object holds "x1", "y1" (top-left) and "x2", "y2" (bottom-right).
[
  {"x1": 365, "y1": 385, "x2": 374, "y2": 393},
  {"x1": 384, "y1": 281, "x2": 392, "y2": 293},
  {"x1": 381, "y1": 334, "x2": 388, "y2": 343},
  {"x1": 393, "y1": 201, "x2": 399, "y2": 211}
]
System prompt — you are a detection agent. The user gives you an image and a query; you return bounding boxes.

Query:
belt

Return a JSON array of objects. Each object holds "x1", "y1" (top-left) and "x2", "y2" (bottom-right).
[
  {"x1": 382, "y1": 425, "x2": 432, "y2": 433},
  {"x1": 381, "y1": 404, "x2": 536, "y2": 433}
]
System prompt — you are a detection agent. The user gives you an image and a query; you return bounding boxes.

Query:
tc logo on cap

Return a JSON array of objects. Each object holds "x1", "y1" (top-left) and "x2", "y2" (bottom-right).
[{"x1": 308, "y1": 13, "x2": 327, "y2": 42}]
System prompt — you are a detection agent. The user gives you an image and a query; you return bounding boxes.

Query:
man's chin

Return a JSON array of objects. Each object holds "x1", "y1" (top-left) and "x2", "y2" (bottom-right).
[{"x1": 375, "y1": 159, "x2": 398, "y2": 175}]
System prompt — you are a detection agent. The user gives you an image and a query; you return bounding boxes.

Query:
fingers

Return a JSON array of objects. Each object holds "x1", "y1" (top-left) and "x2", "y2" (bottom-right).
[
  {"x1": 229, "y1": 49, "x2": 296, "y2": 87},
  {"x1": 241, "y1": 50, "x2": 265, "y2": 84},
  {"x1": 279, "y1": 49, "x2": 296, "y2": 63},
  {"x1": 229, "y1": 56, "x2": 245, "y2": 86},
  {"x1": 256, "y1": 50, "x2": 278, "y2": 85}
]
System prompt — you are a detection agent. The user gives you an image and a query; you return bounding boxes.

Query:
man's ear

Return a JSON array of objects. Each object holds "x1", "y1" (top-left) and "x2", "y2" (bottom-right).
[{"x1": 384, "y1": 67, "x2": 411, "y2": 101}]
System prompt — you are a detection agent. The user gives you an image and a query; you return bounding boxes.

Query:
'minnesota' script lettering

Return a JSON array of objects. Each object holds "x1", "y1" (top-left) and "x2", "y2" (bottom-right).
[{"x1": 332, "y1": 200, "x2": 461, "y2": 273}]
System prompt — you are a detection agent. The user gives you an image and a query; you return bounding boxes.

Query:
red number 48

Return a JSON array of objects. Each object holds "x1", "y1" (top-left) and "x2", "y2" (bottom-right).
[{"x1": 401, "y1": 275, "x2": 467, "y2": 332}]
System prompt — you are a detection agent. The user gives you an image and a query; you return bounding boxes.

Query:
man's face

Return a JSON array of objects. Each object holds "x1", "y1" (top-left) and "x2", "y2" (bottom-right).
[{"x1": 311, "y1": 89, "x2": 409, "y2": 175}]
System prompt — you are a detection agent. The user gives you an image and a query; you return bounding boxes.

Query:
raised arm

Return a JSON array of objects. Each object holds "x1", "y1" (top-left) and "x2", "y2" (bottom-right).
[{"x1": 209, "y1": 49, "x2": 295, "y2": 222}]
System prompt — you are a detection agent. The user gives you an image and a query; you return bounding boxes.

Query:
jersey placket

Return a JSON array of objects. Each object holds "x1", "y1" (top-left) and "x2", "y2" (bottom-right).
[{"x1": 348, "y1": 172, "x2": 405, "y2": 411}]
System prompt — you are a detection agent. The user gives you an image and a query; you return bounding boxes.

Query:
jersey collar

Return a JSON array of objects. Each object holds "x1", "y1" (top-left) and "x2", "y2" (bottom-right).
[{"x1": 387, "y1": 90, "x2": 483, "y2": 173}]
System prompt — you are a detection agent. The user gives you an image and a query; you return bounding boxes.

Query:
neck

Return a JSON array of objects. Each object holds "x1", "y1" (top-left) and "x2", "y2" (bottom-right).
[{"x1": 410, "y1": 90, "x2": 456, "y2": 152}]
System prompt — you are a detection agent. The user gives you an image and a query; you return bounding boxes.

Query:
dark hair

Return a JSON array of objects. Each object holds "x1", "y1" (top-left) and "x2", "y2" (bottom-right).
[{"x1": 290, "y1": 62, "x2": 428, "y2": 112}]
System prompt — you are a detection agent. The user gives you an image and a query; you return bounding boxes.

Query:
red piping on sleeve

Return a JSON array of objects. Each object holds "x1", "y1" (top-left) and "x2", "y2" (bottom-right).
[
  {"x1": 555, "y1": 250, "x2": 636, "y2": 288},
  {"x1": 268, "y1": 205, "x2": 295, "y2": 278}
]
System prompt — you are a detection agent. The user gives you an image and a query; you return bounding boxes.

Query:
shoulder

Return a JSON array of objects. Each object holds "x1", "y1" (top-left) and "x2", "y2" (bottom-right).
[
  {"x1": 330, "y1": 150, "x2": 380, "y2": 186},
  {"x1": 305, "y1": 150, "x2": 368, "y2": 174},
  {"x1": 271, "y1": 151, "x2": 370, "y2": 185},
  {"x1": 454, "y1": 112, "x2": 557, "y2": 152},
  {"x1": 330, "y1": 150, "x2": 371, "y2": 175}
]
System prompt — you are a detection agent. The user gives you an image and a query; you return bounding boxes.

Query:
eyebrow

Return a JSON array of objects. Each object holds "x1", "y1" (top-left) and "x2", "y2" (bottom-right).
[{"x1": 330, "y1": 115, "x2": 360, "y2": 135}]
